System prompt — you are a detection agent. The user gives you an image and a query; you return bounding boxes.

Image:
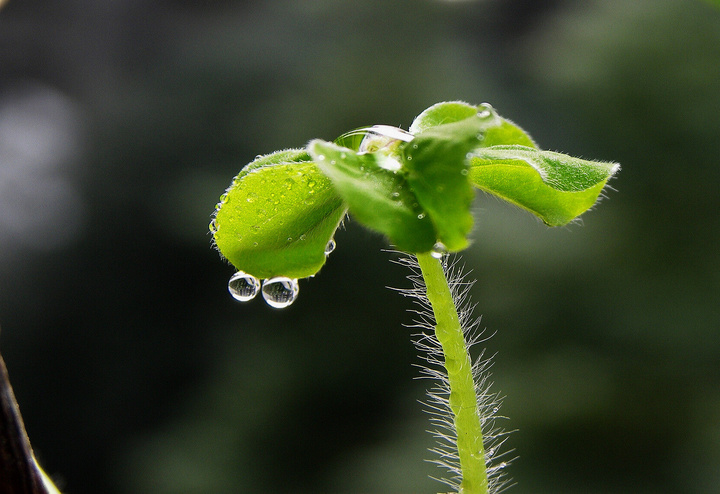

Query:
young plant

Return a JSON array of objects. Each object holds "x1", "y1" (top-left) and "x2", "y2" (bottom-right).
[{"x1": 210, "y1": 101, "x2": 619, "y2": 493}]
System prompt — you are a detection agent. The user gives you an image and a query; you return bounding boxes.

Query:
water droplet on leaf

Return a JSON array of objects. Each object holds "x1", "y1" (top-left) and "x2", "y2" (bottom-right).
[
  {"x1": 262, "y1": 277, "x2": 299, "y2": 308},
  {"x1": 324, "y1": 238, "x2": 336, "y2": 255},
  {"x1": 228, "y1": 271, "x2": 260, "y2": 302},
  {"x1": 430, "y1": 242, "x2": 447, "y2": 259},
  {"x1": 477, "y1": 102, "x2": 495, "y2": 119}
]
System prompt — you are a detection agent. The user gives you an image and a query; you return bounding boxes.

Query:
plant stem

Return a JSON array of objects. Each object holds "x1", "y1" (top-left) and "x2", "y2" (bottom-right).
[{"x1": 416, "y1": 252, "x2": 488, "y2": 494}]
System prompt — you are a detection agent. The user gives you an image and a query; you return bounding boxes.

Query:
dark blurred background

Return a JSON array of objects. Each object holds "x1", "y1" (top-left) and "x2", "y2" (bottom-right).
[{"x1": 1, "y1": 0, "x2": 719, "y2": 492}]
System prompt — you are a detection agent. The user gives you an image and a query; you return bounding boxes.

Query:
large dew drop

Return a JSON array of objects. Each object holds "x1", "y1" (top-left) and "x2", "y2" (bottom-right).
[
  {"x1": 228, "y1": 271, "x2": 261, "y2": 302},
  {"x1": 262, "y1": 277, "x2": 299, "y2": 308}
]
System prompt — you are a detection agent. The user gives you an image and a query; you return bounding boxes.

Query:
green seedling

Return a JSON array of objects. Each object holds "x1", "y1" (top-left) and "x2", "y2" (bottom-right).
[{"x1": 211, "y1": 101, "x2": 619, "y2": 493}]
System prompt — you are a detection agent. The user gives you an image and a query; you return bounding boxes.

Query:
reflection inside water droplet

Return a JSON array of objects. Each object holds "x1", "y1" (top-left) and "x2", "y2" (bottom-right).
[
  {"x1": 228, "y1": 271, "x2": 261, "y2": 301},
  {"x1": 324, "y1": 238, "x2": 336, "y2": 255},
  {"x1": 262, "y1": 277, "x2": 299, "y2": 308}
]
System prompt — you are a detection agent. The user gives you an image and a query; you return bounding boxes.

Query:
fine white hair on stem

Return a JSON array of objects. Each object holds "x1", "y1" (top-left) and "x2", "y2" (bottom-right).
[{"x1": 390, "y1": 252, "x2": 515, "y2": 494}]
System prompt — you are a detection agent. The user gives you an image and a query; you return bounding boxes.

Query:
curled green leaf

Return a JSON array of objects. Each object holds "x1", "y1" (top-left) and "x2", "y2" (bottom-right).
[
  {"x1": 401, "y1": 116, "x2": 482, "y2": 251},
  {"x1": 409, "y1": 100, "x2": 537, "y2": 148},
  {"x1": 308, "y1": 139, "x2": 438, "y2": 253},
  {"x1": 469, "y1": 145, "x2": 620, "y2": 226},
  {"x1": 211, "y1": 149, "x2": 346, "y2": 279}
]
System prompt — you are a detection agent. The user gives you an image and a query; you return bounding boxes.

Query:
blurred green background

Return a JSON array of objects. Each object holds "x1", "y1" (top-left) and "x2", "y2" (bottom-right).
[{"x1": 1, "y1": 0, "x2": 719, "y2": 493}]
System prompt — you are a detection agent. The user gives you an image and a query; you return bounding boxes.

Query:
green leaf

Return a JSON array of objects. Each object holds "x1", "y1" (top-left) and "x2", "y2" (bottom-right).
[
  {"x1": 401, "y1": 117, "x2": 483, "y2": 251},
  {"x1": 409, "y1": 101, "x2": 478, "y2": 134},
  {"x1": 469, "y1": 145, "x2": 620, "y2": 226},
  {"x1": 409, "y1": 100, "x2": 537, "y2": 148},
  {"x1": 212, "y1": 149, "x2": 346, "y2": 279},
  {"x1": 308, "y1": 139, "x2": 438, "y2": 253}
]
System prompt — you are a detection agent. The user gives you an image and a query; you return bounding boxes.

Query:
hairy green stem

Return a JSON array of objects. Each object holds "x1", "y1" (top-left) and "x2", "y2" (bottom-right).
[{"x1": 416, "y1": 252, "x2": 488, "y2": 494}]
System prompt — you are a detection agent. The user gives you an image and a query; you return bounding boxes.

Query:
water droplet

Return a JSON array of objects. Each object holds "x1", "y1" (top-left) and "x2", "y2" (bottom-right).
[
  {"x1": 209, "y1": 218, "x2": 218, "y2": 234},
  {"x1": 262, "y1": 277, "x2": 299, "y2": 308},
  {"x1": 430, "y1": 242, "x2": 447, "y2": 259},
  {"x1": 377, "y1": 156, "x2": 402, "y2": 172},
  {"x1": 254, "y1": 154, "x2": 263, "y2": 160},
  {"x1": 406, "y1": 155, "x2": 413, "y2": 161},
  {"x1": 324, "y1": 238, "x2": 336, "y2": 255},
  {"x1": 477, "y1": 102, "x2": 495, "y2": 119},
  {"x1": 461, "y1": 168, "x2": 469, "y2": 176},
  {"x1": 317, "y1": 154, "x2": 326, "y2": 161},
  {"x1": 417, "y1": 213, "x2": 426, "y2": 220},
  {"x1": 299, "y1": 234, "x2": 307, "y2": 241},
  {"x1": 228, "y1": 271, "x2": 260, "y2": 302},
  {"x1": 412, "y1": 144, "x2": 418, "y2": 149},
  {"x1": 391, "y1": 191, "x2": 400, "y2": 199},
  {"x1": 330, "y1": 160, "x2": 336, "y2": 165},
  {"x1": 340, "y1": 152, "x2": 347, "y2": 159}
]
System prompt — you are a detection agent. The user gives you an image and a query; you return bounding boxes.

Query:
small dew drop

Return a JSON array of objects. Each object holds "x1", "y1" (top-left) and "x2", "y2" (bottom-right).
[
  {"x1": 228, "y1": 271, "x2": 261, "y2": 302},
  {"x1": 317, "y1": 154, "x2": 326, "y2": 161},
  {"x1": 324, "y1": 238, "x2": 336, "y2": 255},
  {"x1": 406, "y1": 155, "x2": 413, "y2": 161},
  {"x1": 330, "y1": 160, "x2": 336, "y2": 165},
  {"x1": 477, "y1": 102, "x2": 495, "y2": 119},
  {"x1": 461, "y1": 168, "x2": 469, "y2": 176},
  {"x1": 430, "y1": 242, "x2": 447, "y2": 259},
  {"x1": 299, "y1": 234, "x2": 307, "y2": 241},
  {"x1": 262, "y1": 277, "x2": 299, "y2": 308},
  {"x1": 412, "y1": 144, "x2": 418, "y2": 149},
  {"x1": 209, "y1": 218, "x2": 218, "y2": 234},
  {"x1": 417, "y1": 213, "x2": 426, "y2": 220},
  {"x1": 340, "y1": 152, "x2": 347, "y2": 159}
]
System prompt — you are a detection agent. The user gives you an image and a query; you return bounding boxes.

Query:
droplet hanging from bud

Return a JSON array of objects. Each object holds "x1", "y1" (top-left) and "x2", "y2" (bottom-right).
[
  {"x1": 261, "y1": 277, "x2": 299, "y2": 308},
  {"x1": 430, "y1": 242, "x2": 448, "y2": 259},
  {"x1": 228, "y1": 271, "x2": 261, "y2": 301}
]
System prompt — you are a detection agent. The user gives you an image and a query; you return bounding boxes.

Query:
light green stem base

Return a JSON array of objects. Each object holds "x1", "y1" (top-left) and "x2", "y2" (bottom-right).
[{"x1": 416, "y1": 252, "x2": 488, "y2": 494}]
